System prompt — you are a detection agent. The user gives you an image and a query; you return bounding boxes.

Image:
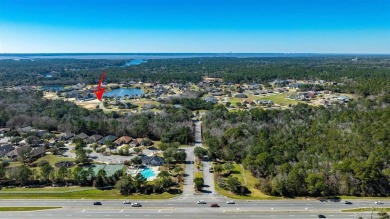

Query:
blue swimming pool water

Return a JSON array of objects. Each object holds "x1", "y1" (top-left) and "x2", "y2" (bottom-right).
[{"x1": 140, "y1": 167, "x2": 155, "y2": 179}]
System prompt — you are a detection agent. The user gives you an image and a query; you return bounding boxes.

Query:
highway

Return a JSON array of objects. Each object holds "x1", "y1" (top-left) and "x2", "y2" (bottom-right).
[{"x1": 0, "y1": 199, "x2": 384, "y2": 219}]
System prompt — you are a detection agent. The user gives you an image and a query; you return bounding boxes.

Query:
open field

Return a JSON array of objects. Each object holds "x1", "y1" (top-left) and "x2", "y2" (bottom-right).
[
  {"x1": 0, "y1": 207, "x2": 61, "y2": 211},
  {"x1": 214, "y1": 163, "x2": 275, "y2": 200},
  {"x1": 33, "y1": 154, "x2": 75, "y2": 167}
]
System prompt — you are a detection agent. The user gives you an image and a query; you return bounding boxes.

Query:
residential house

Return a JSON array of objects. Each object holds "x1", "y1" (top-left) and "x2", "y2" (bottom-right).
[
  {"x1": 97, "y1": 135, "x2": 118, "y2": 145},
  {"x1": 234, "y1": 93, "x2": 248, "y2": 98},
  {"x1": 130, "y1": 139, "x2": 140, "y2": 147},
  {"x1": 17, "y1": 126, "x2": 33, "y2": 134},
  {"x1": 141, "y1": 155, "x2": 165, "y2": 166},
  {"x1": 87, "y1": 134, "x2": 103, "y2": 144},
  {"x1": 60, "y1": 132, "x2": 75, "y2": 142},
  {"x1": 6, "y1": 146, "x2": 45, "y2": 159},
  {"x1": 258, "y1": 100, "x2": 273, "y2": 105},
  {"x1": 0, "y1": 144, "x2": 14, "y2": 157},
  {"x1": 72, "y1": 133, "x2": 89, "y2": 141},
  {"x1": 114, "y1": 136, "x2": 132, "y2": 146},
  {"x1": 0, "y1": 128, "x2": 11, "y2": 135},
  {"x1": 204, "y1": 96, "x2": 218, "y2": 104},
  {"x1": 0, "y1": 137, "x2": 11, "y2": 145}
]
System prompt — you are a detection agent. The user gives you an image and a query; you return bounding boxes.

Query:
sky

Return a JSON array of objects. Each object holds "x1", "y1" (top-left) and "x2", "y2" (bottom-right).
[{"x1": 0, "y1": 0, "x2": 389, "y2": 53}]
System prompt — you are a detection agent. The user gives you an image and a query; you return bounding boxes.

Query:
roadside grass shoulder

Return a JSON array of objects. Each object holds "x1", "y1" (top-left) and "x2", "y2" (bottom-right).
[
  {"x1": 342, "y1": 207, "x2": 390, "y2": 212},
  {"x1": 0, "y1": 207, "x2": 61, "y2": 211},
  {"x1": 0, "y1": 188, "x2": 177, "y2": 199}
]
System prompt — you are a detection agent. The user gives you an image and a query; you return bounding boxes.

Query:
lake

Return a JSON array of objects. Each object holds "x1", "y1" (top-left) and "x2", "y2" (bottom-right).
[
  {"x1": 103, "y1": 88, "x2": 144, "y2": 97},
  {"x1": 123, "y1": 59, "x2": 146, "y2": 66}
]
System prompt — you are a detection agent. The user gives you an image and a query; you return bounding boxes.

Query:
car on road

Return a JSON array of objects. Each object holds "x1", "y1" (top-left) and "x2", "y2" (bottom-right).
[
  {"x1": 226, "y1": 200, "x2": 235, "y2": 204},
  {"x1": 344, "y1": 201, "x2": 353, "y2": 204},
  {"x1": 318, "y1": 214, "x2": 326, "y2": 218},
  {"x1": 210, "y1": 203, "x2": 220, "y2": 207},
  {"x1": 375, "y1": 201, "x2": 384, "y2": 205},
  {"x1": 123, "y1": 200, "x2": 131, "y2": 204},
  {"x1": 93, "y1": 202, "x2": 102, "y2": 205},
  {"x1": 132, "y1": 202, "x2": 142, "y2": 207},
  {"x1": 197, "y1": 200, "x2": 207, "y2": 204}
]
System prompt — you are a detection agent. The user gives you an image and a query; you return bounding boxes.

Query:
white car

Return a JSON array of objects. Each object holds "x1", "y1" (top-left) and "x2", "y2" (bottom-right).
[
  {"x1": 197, "y1": 200, "x2": 207, "y2": 204},
  {"x1": 123, "y1": 200, "x2": 131, "y2": 204},
  {"x1": 226, "y1": 200, "x2": 235, "y2": 204},
  {"x1": 375, "y1": 201, "x2": 384, "y2": 205}
]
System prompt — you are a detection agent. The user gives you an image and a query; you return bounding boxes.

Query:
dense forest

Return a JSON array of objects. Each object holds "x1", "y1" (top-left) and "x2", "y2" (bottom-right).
[
  {"x1": 1, "y1": 57, "x2": 389, "y2": 96},
  {"x1": 0, "y1": 91, "x2": 193, "y2": 144},
  {"x1": 202, "y1": 95, "x2": 390, "y2": 197}
]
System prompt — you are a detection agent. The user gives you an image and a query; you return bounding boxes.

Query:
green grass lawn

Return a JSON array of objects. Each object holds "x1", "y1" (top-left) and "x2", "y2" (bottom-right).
[
  {"x1": 0, "y1": 207, "x2": 61, "y2": 211},
  {"x1": 227, "y1": 92, "x2": 301, "y2": 107},
  {"x1": 195, "y1": 171, "x2": 203, "y2": 179},
  {"x1": 33, "y1": 154, "x2": 75, "y2": 166},
  {"x1": 342, "y1": 207, "x2": 390, "y2": 212},
  {"x1": 0, "y1": 188, "x2": 177, "y2": 199}
]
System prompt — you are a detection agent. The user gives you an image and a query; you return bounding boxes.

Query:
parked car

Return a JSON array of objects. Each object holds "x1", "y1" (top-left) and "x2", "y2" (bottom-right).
[
  {"x1": 210, "y1": 203, "x2": 220, "y2": 207},
  {"x1": 375, "y1": 201, "x2": 384, "y2": 205},
  {"x1": 344, "y1": 201, "x2": 352, "y2": 204},
  {"x1": 123, "y1": 200, "x2": 131, "y2": 204},
  {"x1": 226, "y1": 200, "x2": 235, "y2": 204},
  {"x1": 318, "y1": 214, "x2": 326, "y2": 218},
  {"x1": 132, "y1": 202, "x2": 142, "y2": 207},
  {"x1": 197, "y1": 200, "x2": 207, "y2": 204},
  {"x1": 93, "y1": 202, "x2": 102, "y2": 205}
]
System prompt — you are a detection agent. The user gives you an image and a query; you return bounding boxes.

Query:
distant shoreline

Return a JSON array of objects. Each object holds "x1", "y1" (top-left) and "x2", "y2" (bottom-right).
[{"x1": 0, "y1": 53, "x2": 389, "y2": 60}]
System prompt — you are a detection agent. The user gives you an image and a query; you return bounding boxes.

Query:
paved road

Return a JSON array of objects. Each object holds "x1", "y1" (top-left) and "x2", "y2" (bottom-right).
[
  {"x1": 0, "y1": 199, "x2": 384, "y2": 218},
  {"x1": 181, "y1": 146, "x2": 195, "y2": 196}
]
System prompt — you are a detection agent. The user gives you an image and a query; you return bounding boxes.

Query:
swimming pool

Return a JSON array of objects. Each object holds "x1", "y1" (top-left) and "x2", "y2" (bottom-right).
[{"x1": 140, "y1": 167, "x2": 156, "y2": 179}]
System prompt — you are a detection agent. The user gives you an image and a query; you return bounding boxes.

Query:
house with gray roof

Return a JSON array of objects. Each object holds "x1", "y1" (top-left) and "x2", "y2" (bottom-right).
[{"x1": 141, "y1": 155, "x2": 164, "y2": 166}]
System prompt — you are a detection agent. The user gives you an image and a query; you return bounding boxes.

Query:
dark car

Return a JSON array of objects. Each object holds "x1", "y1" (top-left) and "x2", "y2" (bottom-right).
[
  {"x1": 93, "y1": 202, "x2": 102, "y2": 205},
  {"x1": 318, "y1": 214, "x2": 326, "y2": 218},
  {"x1": 210, "y1": 203, "x2": 220, "y2": 207},
  {"x1": 132, "y1": 202, "x2": 142, "y2": 207},
  {"x1": 344, "y1": 201, "x2": 353, "y2": 204}
]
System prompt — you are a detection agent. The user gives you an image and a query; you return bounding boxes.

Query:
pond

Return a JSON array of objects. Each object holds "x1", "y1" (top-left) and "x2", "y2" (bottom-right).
[
  {"x1": 103, "y1": 88, "x2": 144, "y2": 97},
  {"x1": 123, "y1": 59, "x2": 147, "y2": 66}
]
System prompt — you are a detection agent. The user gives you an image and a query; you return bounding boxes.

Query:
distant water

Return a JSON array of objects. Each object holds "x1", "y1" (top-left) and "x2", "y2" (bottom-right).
[
  {"x1": 0, "y1": 53, "x2": 384, "y2": 60},
  {"x1": 123, "y1": 59, "x2": 146, "y2": 66},
  {"x1": 103, "y1": 88, "x2": 144, "y2": 97}
]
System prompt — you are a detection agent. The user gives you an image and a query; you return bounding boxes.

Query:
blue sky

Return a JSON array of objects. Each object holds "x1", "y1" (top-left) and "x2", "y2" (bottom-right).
[{"x1": 0, "y1": 0, "x2": 389, "y2": 53}]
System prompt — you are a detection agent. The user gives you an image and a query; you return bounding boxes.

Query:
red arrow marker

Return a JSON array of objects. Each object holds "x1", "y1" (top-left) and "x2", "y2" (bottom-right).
[{"x1": 91, "y1": 71, "x2": 107, "y2": 101}]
